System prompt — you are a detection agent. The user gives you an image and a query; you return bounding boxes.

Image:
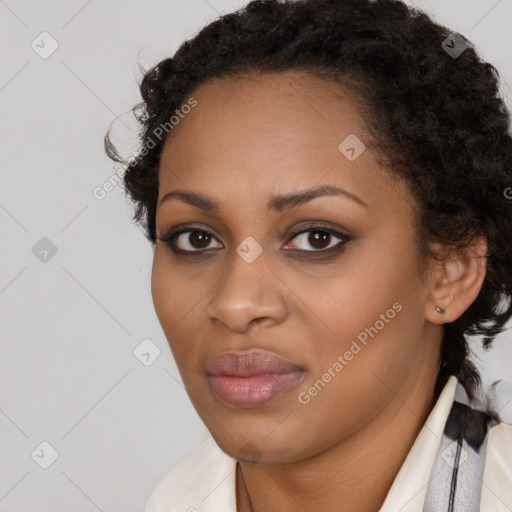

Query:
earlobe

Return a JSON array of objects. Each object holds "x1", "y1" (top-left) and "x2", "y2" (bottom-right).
[{"x1": 425, "y1": 236, "x2": 488, "y2": 324}]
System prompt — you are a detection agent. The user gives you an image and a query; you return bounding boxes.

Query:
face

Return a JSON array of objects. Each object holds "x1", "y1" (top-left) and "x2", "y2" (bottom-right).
[{"x1": 151, "y1": 71, "x2": 439, "y2": 464}]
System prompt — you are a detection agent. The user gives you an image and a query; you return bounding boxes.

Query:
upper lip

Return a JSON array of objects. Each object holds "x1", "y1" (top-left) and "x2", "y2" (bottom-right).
[{"x1": 206, "y1": 350, "x2": 305, "y2": 377}]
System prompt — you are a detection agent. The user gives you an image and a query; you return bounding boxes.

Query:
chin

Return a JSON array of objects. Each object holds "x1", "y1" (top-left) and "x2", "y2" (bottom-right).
[{"x1": 208, "y1": 420, "x2": 314, "y2": 465}]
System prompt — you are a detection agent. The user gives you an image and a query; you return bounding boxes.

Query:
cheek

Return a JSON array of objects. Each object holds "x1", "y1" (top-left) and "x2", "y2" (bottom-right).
[
  {"x1": 296, "y1": 239, "x2": 427, "y2": 398},
  {"x1": 151, "y1": 250, "x2": 199, "y2": 362},
  {"x1": 301, "y1": 240, "x2": 420, "y2": 341},
  {"x1": 151, "y1": 248, "x2": 205, "y2": 325},
  {"x1": 151, "y1": 250, "x2": 177, "y2": 329},
  {"x1": 150, "y1": 249, "x2": 222, "y2": 386}
]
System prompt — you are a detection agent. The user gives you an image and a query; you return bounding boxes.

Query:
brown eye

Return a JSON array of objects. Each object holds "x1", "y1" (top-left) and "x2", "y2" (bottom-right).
[
  {"x1": 188, "y1": 231, "x2": 213, "y2": 249},
  {"x1": 286, "y1": 228, "x2": 347, "y2": 252},
  {"x1": 308, "y1": 231, "x2": 331, "y2": 249},
  {"x1": 158, "y1": 228, "x2": 223, "y2": 252}
]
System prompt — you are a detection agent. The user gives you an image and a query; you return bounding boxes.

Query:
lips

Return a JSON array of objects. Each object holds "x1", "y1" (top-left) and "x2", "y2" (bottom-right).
[{"x1": 207, "y1": 351, "x2": 305, "y2": 408}]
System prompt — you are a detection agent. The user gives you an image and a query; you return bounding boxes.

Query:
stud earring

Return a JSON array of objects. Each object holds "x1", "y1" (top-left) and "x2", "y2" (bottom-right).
[{"x1": 436, "y1": 306, "x2": 446, "y2": 315}]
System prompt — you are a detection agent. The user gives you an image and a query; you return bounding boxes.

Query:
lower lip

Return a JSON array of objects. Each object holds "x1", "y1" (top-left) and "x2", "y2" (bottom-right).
[{"x1": 209, "y1": 372, "x2": 304, "y2": 408}]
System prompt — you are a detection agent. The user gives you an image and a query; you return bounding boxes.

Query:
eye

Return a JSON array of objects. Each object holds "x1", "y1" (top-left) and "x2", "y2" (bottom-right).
[
  {"x1": 157, "y1": 224, "x2": 351, "y2": 256},
  {"x1": 157, "y1": 227, "x2": 223, "y2": 253},
  {"x1": 284, "y1": 227, "x2": 350, "y2": 253}
]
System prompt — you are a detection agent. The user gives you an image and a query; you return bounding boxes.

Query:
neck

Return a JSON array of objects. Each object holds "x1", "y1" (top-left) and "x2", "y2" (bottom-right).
[{"x1": 236, "y1": 369, "x2": 442, "y2": 512}]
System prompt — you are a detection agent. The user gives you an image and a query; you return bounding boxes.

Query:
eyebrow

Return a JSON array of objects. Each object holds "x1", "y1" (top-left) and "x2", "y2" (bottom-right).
[{"x1": 158, "y1": 184, "x2": 368, "y2": 212}]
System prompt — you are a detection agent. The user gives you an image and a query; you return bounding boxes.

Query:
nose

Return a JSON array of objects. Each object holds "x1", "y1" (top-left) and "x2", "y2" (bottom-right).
[{"x1": 205, "y1": 251, "x2": 289, "y2": 333}]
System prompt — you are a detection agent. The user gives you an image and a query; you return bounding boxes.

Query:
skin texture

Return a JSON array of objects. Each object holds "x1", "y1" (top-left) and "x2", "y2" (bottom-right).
[{"x1": 151, "y1": 71, "x2": 487, "y2": 512}]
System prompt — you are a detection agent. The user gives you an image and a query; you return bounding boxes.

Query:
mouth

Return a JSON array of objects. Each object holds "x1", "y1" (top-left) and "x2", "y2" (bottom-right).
[{"x1": 206, "y1": 350, "x2": 306, "y2": 408}]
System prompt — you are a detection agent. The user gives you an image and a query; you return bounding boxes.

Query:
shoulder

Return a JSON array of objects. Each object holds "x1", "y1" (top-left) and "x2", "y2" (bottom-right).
[
  {"x1": 144, "y1": 436, "x2": 238, "y2": 512},
  {"x1": 481, "y1": 421, "x2": 512, "y2": 510}
]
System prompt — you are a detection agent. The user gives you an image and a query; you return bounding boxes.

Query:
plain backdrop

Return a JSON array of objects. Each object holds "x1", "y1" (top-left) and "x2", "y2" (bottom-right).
[{"x1": 1, "y1": 1, "x2": 511, "y2": 511}]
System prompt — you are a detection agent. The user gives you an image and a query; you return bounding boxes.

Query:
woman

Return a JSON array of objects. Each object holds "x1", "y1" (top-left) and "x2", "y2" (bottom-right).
[{"x1": 105, "y1": 0, "x2": 512, "y2": 510}]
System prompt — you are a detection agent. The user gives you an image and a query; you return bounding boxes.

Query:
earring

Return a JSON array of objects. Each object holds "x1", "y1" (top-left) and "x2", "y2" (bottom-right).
[{"x1": 436, "y1": 306, "x2": 446, "y2": 315}]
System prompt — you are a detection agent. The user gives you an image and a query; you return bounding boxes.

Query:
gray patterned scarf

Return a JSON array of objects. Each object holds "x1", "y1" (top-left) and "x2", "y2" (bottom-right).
[{"x1": 424, "y1": 381, "x2": 499, "y2": 511}]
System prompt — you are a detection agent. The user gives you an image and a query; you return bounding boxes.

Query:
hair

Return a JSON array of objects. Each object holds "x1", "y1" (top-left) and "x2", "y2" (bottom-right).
[{"x1": 104, "y1": 0, "x2": 512, "y2": 398}]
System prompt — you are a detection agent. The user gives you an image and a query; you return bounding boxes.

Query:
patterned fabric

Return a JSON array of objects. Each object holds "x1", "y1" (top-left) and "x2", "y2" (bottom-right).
[{"x1": 424, "y1": 381, "x2": 499, "y2": 512}]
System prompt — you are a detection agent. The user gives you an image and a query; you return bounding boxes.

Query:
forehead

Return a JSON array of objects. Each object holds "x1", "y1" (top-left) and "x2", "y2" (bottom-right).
[
  {"x1": 161, "y1": 70, "x2": 366, "y2": 164},
  {"x1": 157, "y1": 70, "x2": 409, "y2": 217}
]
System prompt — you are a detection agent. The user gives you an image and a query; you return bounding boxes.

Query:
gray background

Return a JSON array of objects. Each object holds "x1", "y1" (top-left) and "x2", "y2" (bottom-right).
[{"x1": 1, "y1": 1, "x2": 511, "y2": 511}]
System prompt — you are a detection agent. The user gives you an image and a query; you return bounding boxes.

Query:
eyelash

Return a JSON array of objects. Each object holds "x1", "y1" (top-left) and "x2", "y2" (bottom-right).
[{"x1": 157, "y1": 223, "x2": 352, "y2": 257}]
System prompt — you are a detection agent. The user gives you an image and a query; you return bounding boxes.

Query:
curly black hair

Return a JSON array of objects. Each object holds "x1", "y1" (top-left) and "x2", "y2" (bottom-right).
[{"x1": 104, "y1": 0, "x2": 512, "y2": 398}]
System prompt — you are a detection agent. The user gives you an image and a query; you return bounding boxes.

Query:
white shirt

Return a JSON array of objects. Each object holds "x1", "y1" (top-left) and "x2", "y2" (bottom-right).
[{"x1": 144, "y1": 375, "x2": 512, "y2": 511}]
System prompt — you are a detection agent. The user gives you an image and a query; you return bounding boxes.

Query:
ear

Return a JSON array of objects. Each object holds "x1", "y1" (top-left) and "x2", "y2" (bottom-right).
[{"x1": 425, "y1": 236, "x2": 488, "y2": 324}]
